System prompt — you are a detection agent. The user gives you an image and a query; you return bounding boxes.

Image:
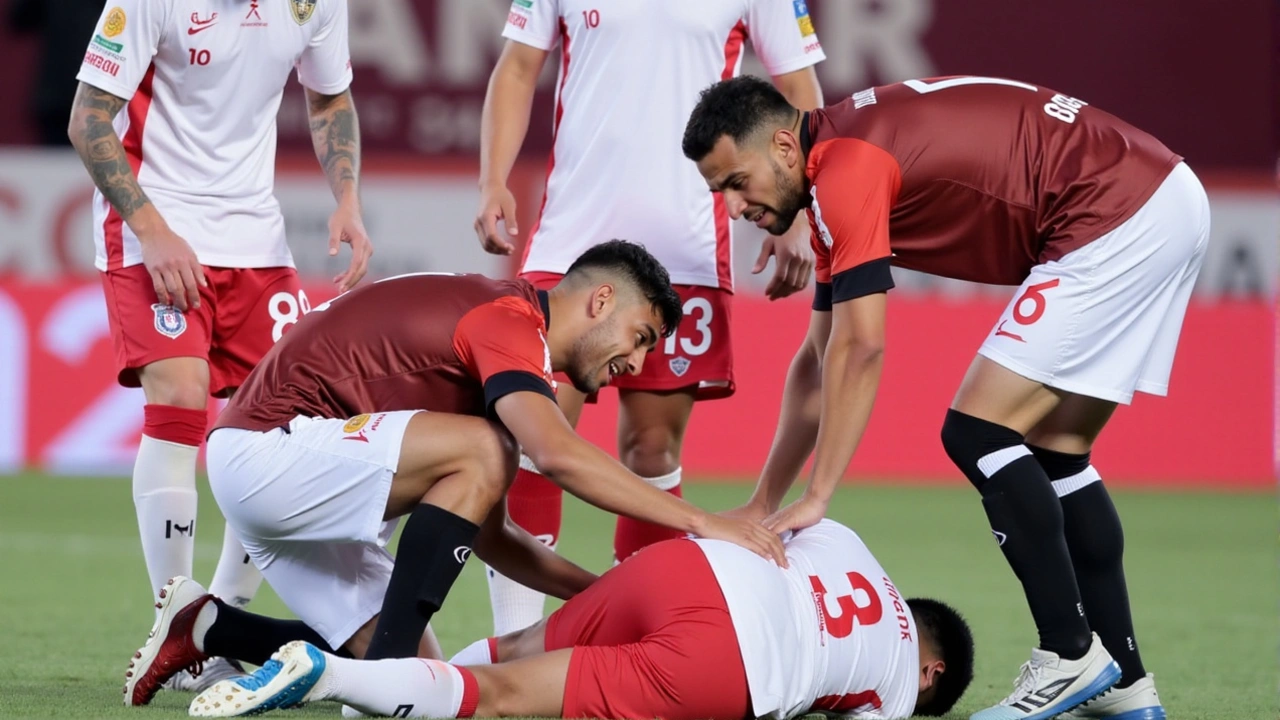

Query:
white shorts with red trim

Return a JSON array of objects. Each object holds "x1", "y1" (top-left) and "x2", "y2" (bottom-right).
[{"x1": 978, "y1": 162, "x2": 1210, "y2": 404}]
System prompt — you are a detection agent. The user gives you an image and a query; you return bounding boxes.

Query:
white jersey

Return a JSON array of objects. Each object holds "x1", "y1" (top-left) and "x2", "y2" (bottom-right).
[
  {"x1": 695, "y1": 520, "x2": 920, "y2": 720},
  {"x1": 504, "y1": 0, "x2": 825, "y2": 289},
  {"x1": 76, "y1": 0, "x2": 353, "y2": 272}
]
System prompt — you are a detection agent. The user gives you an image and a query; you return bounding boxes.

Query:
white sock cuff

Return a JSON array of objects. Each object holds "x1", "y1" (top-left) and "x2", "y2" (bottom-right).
[
  {"x1": 976, "y1": 445, "x2": 1031, "y2": 479},
  {"x1": 643, "y1": 467, "x2": 682, "y2": 491},
  {"x1": 518, "y1": 453, "x2": 540, "y2": 474},
  {"x1": 133, "y1": 436, "x2": 199, "y2": 495},
  {"x1": 448, "y1": 637, "x2": 497, "y2": 666},
  {"x1": 1051, "y1": 466, "x2": 1102, "y2": 497}
]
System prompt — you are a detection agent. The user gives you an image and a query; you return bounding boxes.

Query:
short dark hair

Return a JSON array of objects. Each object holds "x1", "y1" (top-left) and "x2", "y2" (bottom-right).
[
  {"x1": 908, "y1": 598, "x2": 976, "y2": 717},
  {"x1": 682, "y1": 75, "x2": 796, "y2": 162},
  {"x1": 564, "y1": 240, "x2": 683, "y2": 337}
]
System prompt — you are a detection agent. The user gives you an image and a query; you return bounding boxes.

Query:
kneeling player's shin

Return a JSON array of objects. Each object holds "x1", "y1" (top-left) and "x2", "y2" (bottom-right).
[
  {"x1": 366, "y1": 504, "x2": 480, "y2": 660},
  {"x1": 940, "y1": 409, "x2": 1091, "y2": 658}
]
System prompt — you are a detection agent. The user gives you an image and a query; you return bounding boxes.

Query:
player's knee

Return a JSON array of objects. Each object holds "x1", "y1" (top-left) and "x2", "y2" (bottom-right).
[
  {"x1": 137, "y1": 360, "x2": 210, "y2": 409},
  {"x1": 618, "y1": 427, "x2": 680, "y2": 477},
  {"x1": 471, "y1": 420, "x2": 519, "y2": 500},
  {"x1": 940, "y1": 409, "x2": 1026, "y2": 490}
]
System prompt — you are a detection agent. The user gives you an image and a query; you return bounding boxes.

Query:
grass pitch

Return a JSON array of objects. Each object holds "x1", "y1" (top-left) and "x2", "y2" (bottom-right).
[{"x1": 0, "y1": 475, "x2": 1273, "y2": 719}]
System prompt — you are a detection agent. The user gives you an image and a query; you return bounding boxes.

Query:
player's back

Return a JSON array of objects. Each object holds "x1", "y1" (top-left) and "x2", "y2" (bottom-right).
[
  {"x1": 214, "y1": 273, "x2": 548, "y2": 432},
  {"x1": 808, "y1": 77, "x2": 1182, "y2": 285},
  {"x1": 506, "y1": 0, "x2": 823, "y2": 288},
  {"x1": 697, "y1": 519, "x2": 919, "y2": 719}
]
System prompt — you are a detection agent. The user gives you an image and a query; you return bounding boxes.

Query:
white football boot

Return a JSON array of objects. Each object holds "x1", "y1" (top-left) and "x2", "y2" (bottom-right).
[
  {"x1": 1059, "y1": 673, "x2": 1166, "y2": 720},
  {"x1": 190, "y1": 641, "x2": 331, "y2": 717},
  {"x1": 970, "y1": 633, "x2": 1120, "y2": 720}
]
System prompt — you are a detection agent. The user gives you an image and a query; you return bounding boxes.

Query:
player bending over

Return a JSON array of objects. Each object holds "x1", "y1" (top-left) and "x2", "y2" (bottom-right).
[
  {"x1": 191, "y1": 519, "x2": 974, "y2": 719},
  {"x1": 122, "y1": 240, "x2": 786, "y2": 706},
  {"x1": 683, "y1": 76, "x2": 1199, "y2": 720}
]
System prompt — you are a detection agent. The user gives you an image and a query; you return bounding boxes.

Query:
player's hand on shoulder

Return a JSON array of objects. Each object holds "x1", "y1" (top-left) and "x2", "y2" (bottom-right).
[
  {"x1": 138, "y1": 225, "x2": 206, "y2": 311},
  {"x1": 474, "y1": 183, "x2": 519, "y2": 255},
  {"x1": 755, "y1": 230, "x2": 815, "y2": 300},
  {"x1": 698, "y1": 513, "x2": 789, "y2": 568},
  {"x1": 328, "y1": 199, "x2": 373, "y2": 292},
  {"x1": 762, "y1": 493, "x2": 827, "y2": 535}
]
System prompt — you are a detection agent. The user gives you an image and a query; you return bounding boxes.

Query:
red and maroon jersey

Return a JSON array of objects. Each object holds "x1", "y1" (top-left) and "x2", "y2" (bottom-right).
[
  {"x1": 214, "y1": 273, "x2": 557, "y2": 433},
  {"x1": 803, "y1": 76, "x2": 1182, "y2": 307}
]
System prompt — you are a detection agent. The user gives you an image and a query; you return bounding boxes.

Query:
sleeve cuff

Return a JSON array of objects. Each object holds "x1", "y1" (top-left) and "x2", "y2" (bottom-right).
[
  {"x1": 831, "y1": 257, "x2": 895, "y2": 304},
  {"x1": 501, "y1": 27, "x2": 557, "y2": 51},
  {"x1": 763, "y1": 48, "x2": 826, "y2": 77},
  {"x1": 483, "y1": 370, "x2": 557, "y2": 417},
  {"x1": 812, "y1": 281, "x2": 833, "y2": 312},
  {"x1": 299, "y1": 71, "x2": 353, "y2": 96},
  {"x1": 74, "y1": 72, "x2": 135, "y2": 102}
]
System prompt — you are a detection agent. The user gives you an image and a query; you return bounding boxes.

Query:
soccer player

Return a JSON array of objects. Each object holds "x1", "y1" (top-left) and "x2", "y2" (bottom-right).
[
  {"x1": 68, "y1": 0, "x2": 371, "y2": 690},
  {"x1": 474, "y1": 0, "x2": 826, "y2": 638},
  {"x1": 190, "y1": 519, "x2": 975, "y2": 720},
  {"x1": 681, "y1": 76, "x2": 1200, "y2": 720},
  {"x1": 123, "y1": 241, "x2": 789, "y2": 707}
]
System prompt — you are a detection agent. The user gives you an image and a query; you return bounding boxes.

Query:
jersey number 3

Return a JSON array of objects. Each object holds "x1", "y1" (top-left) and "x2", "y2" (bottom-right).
[{"x1": 809, "y1": 571, "x2": 883, "y2": 639}]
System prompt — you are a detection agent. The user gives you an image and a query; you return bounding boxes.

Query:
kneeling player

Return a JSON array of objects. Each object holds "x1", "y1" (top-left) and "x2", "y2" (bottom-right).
[
  {"x1": 191, "y1": 519, "x2": 975, "y2": 719},
  {"x1": 122, "y1": 240, "x2": 787, "y2": 706}
]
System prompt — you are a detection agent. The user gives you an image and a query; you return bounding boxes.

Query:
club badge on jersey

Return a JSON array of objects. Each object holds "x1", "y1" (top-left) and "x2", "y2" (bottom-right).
[
  {"x1": 289, "y1": 0, "x2": 317, "y2": 25},
  {"x1": 151, "y1": 304, "x2": 187, "y2": 339},
  {"x1": 669, "y1": 356, "x2": 691, "y2": 377}
]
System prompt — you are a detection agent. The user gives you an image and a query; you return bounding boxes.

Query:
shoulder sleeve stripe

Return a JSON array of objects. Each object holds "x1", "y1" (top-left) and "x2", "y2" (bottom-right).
[
  {"x1": 813, "y1": 281, "x2": 833, "y2": 311},
  {"x1": 483, "y1": 370, "x2": 557, "y2": 418},
  {"x1": 831, "y1": 257, "x2": 895, "y2": 303}
]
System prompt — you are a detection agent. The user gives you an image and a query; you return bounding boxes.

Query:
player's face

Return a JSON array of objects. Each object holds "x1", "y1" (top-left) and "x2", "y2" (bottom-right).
[
  {"x1": 565, "y1": 299, "x2": 662, "y2": 394},
  {"x1": 697, "y1": 135, "x2": 809, "y2": 235}
]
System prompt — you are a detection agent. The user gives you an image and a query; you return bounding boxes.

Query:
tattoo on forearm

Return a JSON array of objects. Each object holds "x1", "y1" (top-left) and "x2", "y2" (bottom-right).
[
  {"x1": 71, "y1": 83, "x2": 151, "y2": 220},
  {"x1": 307, "y1": 90, "x2": 361, "y2": 199}
]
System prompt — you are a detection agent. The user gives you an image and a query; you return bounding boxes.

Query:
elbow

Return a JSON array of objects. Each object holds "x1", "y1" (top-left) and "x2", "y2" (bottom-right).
[
  {"x1": 66, "y1": 112, "x2": 84, "y2": 151},
  {"x1": 522, "y1": 440, "x2": 575, "y2": 481}
]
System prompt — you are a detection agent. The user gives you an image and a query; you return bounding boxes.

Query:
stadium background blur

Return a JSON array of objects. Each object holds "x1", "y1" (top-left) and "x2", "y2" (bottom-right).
[{"x1": 0, "y1": 2, "x2": 1275, "y2": 718}]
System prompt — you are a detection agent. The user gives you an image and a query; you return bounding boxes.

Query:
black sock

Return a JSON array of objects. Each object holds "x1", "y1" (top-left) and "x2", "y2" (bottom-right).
[
  {"x1": 202, "y1": 598, "x2": 337, "y2": 666},
  {"x1": 942, "y1": 410, "x2": 1091, "y2": 659},
  {"x1": 1031, "y1": 446, "x2": 1146, "y2": 687},
  {"x1": 364, "y1": 504, "x2": 480, "y2": 660}
]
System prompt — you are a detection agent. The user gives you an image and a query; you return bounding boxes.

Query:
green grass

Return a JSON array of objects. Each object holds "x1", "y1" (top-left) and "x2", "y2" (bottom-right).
[{"x1": 0, "y1": 475, "x2": 1274, "y2": 719}]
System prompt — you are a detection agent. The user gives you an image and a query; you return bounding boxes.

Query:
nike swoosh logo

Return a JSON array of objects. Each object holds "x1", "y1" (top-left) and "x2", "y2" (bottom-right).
[{"x1": 187, "y1": 24, "x2": 216, "y2": 35}]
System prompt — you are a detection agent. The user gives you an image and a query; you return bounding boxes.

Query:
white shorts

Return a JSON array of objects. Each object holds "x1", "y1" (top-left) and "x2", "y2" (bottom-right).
[
  {"x1": 978, "y1": 162, "x2": 1210, "y2": 404},
  {"x1": 207, "y1": 410, "x2": 421, "y2": 648}
]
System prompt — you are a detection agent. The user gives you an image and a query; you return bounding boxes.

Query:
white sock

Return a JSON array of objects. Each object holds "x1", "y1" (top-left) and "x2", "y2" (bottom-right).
[
  {"x1": 207, "y1": 523, "x2": 263, "y2": 609},
  {"x1": 449, "y1": 638, "x2": 497, "y2": 666},
  {"x1": 323, "y1": 654, "x2": 473, "y2": 718},
  {"x1": 191, "y1": 596, "x2": 219, "y2": 653},
  {"x1": 133, "y1": 436, "x2": 199, "y2": 598},
  {"x1": 486, "y1": 565, "x2": 550, "y2": 636}
]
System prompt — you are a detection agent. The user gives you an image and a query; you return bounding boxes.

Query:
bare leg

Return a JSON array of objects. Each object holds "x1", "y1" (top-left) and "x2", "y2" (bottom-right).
[{"x1": 613, "y1": 388, "x2": 696, "y2": 561}]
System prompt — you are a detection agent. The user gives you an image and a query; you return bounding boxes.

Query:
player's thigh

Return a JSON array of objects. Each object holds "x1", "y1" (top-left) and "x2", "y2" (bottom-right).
[
  {"x1": 206, "y1": 267, "x2": 304, "y2": 397},
  {"x1": 101, "y1": 264, "x2": 214, "y2": 406},
  {"x1": 1025, "y1": 394, "x2": 1118, "y2": 455},
  {"x1": 385, "y1": 411, "x2": 519, "y2": 518},
  {"x1": 206, "y1": 411, "x2": 422, "y2": 545},
  {"x1": 243, "y1": 536, "x2": 394, "y2": 652},
  {"x1": 613, "y1": 285, "x2": 735, "y2": 400},
  {"x1": 616, "y1": 388, "x2": 697, "y2": 475}
]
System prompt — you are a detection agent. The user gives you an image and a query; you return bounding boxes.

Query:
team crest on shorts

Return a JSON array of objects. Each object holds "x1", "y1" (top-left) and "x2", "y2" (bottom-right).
[
  {"x1": 151, "y1": 304, "x2": 186, "y2": 339},
  {"x1": 669, "y1": 356, "x2": 691, "y2": 377},
  {"x1": 343, "y1": 414, "x2": 371, "y2": 434},
  {"x1": 289, "y1": 0, "x2": 317, "y2": 24}
]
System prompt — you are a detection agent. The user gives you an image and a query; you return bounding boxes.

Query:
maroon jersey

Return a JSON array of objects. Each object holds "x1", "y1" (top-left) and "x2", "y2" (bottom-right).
[
  {"x1": 214, "y1": 273, "x2": 557, "y2": 433},
  {"x1": 803, "y1": 76, "x2": 1182, "y2": 305}
]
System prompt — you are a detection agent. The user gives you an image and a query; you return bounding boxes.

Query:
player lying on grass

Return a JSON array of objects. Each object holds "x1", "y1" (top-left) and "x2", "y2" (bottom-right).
[
  {"x1": 123, "y1": 240, "x2": 787, "y2": 706},
  {"x1": 190, "y1": 519, "x2": 974, "y2": 719},
  {"x1": 683, "y1": 76, "x2": 1197, "y2": 720}
]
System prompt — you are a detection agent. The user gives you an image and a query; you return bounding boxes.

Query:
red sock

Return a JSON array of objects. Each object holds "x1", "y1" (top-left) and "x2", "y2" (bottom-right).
[
  {"x1": 505, "y1": 458, "x2": 563, "y2": 548},
  {"x1": 614, "y1": 468, "x2": 684, "y2": 563}
]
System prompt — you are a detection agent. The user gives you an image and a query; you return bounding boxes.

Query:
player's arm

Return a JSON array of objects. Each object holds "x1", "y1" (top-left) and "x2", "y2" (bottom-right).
[
  {"x1": 473, "y1": 498, "x2": 597, "y2": 601},
  {"x1": 475, "y1": 39, "x2": 550, "y2": 254},
  {"x1": 762, "y1": 140, "x2": 898, "y2": 534},
  {"x1": 753, "y1": 66, "x2": 825, "y2": 300},
  {"x1": 494, "y1": 391, "x2": 787, "y2": 566},
  {"x1": 68, "y1": 0, "x2": 205, "y2": 311},
  {"x1": 741, "y1": 308, "x2": 832, "y2": 516}
]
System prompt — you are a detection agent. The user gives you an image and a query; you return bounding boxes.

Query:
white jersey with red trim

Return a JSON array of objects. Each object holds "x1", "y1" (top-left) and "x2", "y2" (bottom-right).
[
  {"x1": 504, "y1": 0, "x2": 824, "y2": 290},
  {"x1": 695, "y1": 520, "x2": 920, "y2": 719},
  {"x1": 76, "y1": 0, "x2": 352, "y2": 272}
]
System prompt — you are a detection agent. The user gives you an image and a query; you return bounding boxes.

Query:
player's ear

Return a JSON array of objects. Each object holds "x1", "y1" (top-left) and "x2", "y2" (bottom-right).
[
  {"x1": 920, "y1": 658, "x2": 946, "y2": 691},
  {"x1": 773, "y1": 127, "x2": 801, "y2": 168},
  {"x1": 589, "y1": 283, "x2": 615, "y2": 318}
]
